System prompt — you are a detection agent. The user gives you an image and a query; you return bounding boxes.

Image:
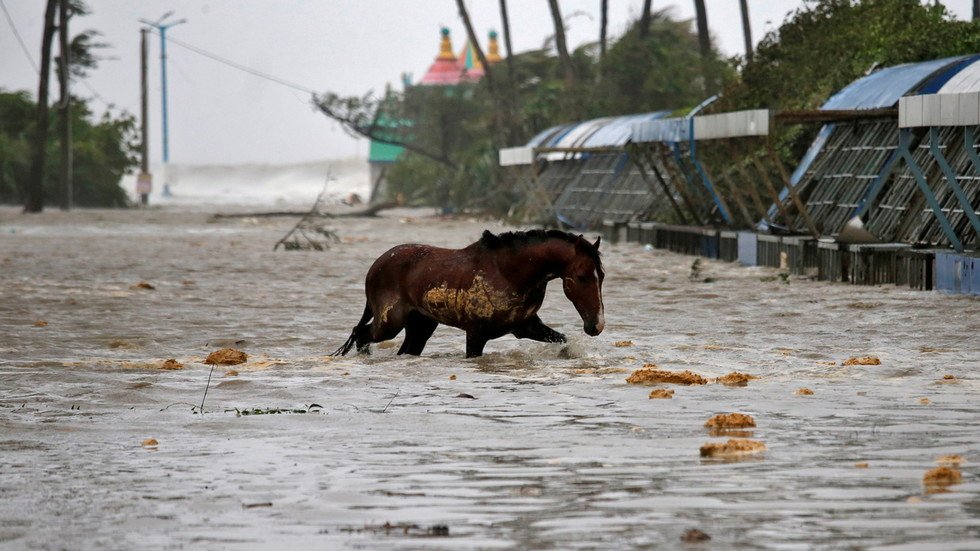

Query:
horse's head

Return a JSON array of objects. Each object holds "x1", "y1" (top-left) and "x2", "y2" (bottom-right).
[{"x1": 561, "y1": 236, "x2": 605, "y2": 336}]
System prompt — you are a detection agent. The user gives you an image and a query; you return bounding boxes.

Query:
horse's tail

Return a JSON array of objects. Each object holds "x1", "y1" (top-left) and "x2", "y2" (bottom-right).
[{"x1": 331, "y1": 304, "x2": 373, "y2": 356}]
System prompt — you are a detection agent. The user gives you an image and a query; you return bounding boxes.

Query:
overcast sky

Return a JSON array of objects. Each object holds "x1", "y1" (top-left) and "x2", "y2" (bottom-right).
[{"x1": 1, "y1": 1, "x2": 975, "y2": 165}]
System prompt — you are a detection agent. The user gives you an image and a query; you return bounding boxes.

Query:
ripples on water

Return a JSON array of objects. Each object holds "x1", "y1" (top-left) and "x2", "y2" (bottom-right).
[{"x1": 1, "y1": 207, "x2": 978, "y2": 550}]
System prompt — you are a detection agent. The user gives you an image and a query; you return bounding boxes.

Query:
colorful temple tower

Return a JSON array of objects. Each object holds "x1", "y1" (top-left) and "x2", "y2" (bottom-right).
[
  {"x1": 368, "y1": 28, "x2": 503, "y2": 201},
  {"x1": 420, "y1": 28, "x2": 466, "y2": 85}
]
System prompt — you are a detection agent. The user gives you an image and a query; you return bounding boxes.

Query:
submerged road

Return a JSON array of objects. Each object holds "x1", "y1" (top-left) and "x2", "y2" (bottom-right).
[{"x1": 1, "y1": 206, "x2": 977, "y2": 550}]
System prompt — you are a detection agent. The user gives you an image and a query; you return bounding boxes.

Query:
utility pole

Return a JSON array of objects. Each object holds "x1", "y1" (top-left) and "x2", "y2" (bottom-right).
[
  {"x1": 138, "y1": 27, "x2": 151, "y2": 206},
  {"x1": 139, "y1": 12, "x2": 186, "y2": 198}
]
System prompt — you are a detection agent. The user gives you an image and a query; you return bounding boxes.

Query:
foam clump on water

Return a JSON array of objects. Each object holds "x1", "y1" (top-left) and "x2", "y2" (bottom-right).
[
  {"x1": 700, "y1": 438, "x2": 766, "y2": 458},
  {"x1": 626, "y1": 366, "x2": 706, "y2": 385},
  {"x1": 205, "y1": 348, "x2": 248, "y2": 365}
]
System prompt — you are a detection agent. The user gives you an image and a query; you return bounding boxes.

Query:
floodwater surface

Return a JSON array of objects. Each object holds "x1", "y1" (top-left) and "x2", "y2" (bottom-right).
[{"x1": 1, "y1": 206, "x2": 978, "y2": 550}]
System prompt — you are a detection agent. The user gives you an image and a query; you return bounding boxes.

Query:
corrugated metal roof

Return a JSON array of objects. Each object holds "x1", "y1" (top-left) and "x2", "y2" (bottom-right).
[
  {"x1": 821, "y1": 56, "x2": 965, "y2": 110},
  {"x1": 632, "y1": 117, "x2": 689, "y2": 143},
  {"x1": 526, "y1": 125, "x2": 569, "y2": 147},
  {"x1": 914, "y1": 55, "x2": 980, "y2": 94},
  {"x1": 937, "y1": 56, "x2": 980, "y2": 94},
  {"x1": 580, "y1": 112, "x2": 668, "y2": 147},
  {"x1": 551, "y1": 117, "x2": 613, "y2": 148}
]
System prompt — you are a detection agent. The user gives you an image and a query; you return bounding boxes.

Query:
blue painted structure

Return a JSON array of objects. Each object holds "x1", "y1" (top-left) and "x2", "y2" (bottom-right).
[
  {"x1": 935, "y1": 252, "x2": 980, "y2": 295},
  {"x1": 770, "y1": 57, "x2": 969, "y2": 224},
  {"x1": 737, "y1": 231, "x2": 758, "y2": 266}
]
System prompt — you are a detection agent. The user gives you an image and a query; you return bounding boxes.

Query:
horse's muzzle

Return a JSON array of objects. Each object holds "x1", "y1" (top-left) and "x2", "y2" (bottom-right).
[{"x1": 584, "y1": 320, "x2": 604, "y2": 336}]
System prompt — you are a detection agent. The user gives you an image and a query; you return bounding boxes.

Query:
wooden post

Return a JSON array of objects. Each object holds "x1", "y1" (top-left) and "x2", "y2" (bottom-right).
[
  {"x1": 627, "y1": 144, "x2": 689, "y2": 224},
  {"x1": 749, "y1": 154, "x2": 791, "y2": 226},
  {"x1": 767, "y1": 140, "x2": 819, "y2": 237}
]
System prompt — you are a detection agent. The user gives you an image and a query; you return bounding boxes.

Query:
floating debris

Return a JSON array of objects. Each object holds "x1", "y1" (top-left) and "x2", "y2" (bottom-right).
[
  {"x1": 242, "y1": 502, "x2": 273, "y2": 509},
  {"x1": 33, "y1": 320, "x2": 48, "y2": 327},
  {"x1": 131, "y1": 281, "x2": 156, "y2": 290},
  {"x1": 230, "y1": 404, "x2": 323, "y2": 416},
  {"x1": 700, "y1": 438, "x2": 765, "y2": 459},
  {"x1": 795, "y1": 388, "x2": 814, "y2": 395},
  {"x1": 108, "y1": 339, "x2": 140, "y2": 350},
  {"x1": 854, "y1": 462, "x2": 869, "y2": 468},
  {"x1": 681, "y1": 528, "x2": 711, "y2": 542},
  {"x1": 627, "y1": 366, "x2": 706, "y2": 385},
  {"x1": 224, "y1": 369, "x2": 239, "y2": 377},
  {"x1": 923, "y1": 466, "x2": 962, "y2": 493},
  {"x1": 449, "y1": 374, "x2": 457, "y2": 381},
  {"x1": 648, "y1": 389, "x2": 674, "y2": 399},
  {"x1": 338, "y1": 522, "x2": 449, "y2": 537},
  {"x1": 919, "y1": 397, "x2": 931, "y2": 405},
  {"x1": 704, "y1": 413, "x2": 756, "y2": 430},
  {"x1": 205, "y1": 348, "x2": 248, "y2": 366},
  {"x1": 846, "y1": 301, "x2": 882, "y2": 309},
  {"x1": 936, "y1": 454, "x2": 964, "y2": 466},
  {"x1": 613, "y1": 340, "x2": 634, "y2": 348},
  {"x1": 715, "y1": 371, "x2": 757, "y2": 387},
  {"x1": 455, "y1": 393, "x2": 476, "y2": 399},
  {"x1": 843, "y1": 356, "x2": 880, "y2": 366},
  {"x1": 141, "y1": 438, "x2": 159, "y2": 448},
  {"x1": 160, "y1": 359, "x2": 184, "y2": 370}
]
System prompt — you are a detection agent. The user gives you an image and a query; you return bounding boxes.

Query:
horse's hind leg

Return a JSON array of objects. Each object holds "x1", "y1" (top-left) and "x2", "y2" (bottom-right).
[
  {"x1": 397, "y1": 311, "x2": 438, "y2": 356},
  {"x1": 512, "y1": 315, "x2": 567, "y2": 343},
  {"x1": 361, "y1": 299, "x2": 406, "y2": 350}
]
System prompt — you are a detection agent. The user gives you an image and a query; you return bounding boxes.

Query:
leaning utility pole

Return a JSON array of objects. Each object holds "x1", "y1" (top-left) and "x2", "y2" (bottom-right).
[
  {"x1": 139, "y1": 12, "x2": 186, "y2": 198},
  {"x1": 138, "y1": 27, "x2": 151, "y2": 205},
  {"x1": 58, "y1": 0, "x2": 72, "y2": 210}
]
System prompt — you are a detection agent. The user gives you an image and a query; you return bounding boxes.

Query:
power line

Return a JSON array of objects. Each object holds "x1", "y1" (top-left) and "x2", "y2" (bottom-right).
[
  {"x1": 1, "y1": 0, "x2": 39, "y2": 74},
  {"x1": 149, "y1": 29, "x2": 317, "y2": 95}
]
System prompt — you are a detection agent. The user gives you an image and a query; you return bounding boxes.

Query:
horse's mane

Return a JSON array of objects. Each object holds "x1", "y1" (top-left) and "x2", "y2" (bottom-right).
[{"x1": 479, "y1": 229, "x2": 602, "y2": 271}]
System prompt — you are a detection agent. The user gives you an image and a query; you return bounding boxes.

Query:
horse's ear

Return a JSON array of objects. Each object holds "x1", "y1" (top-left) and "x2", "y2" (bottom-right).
[{"x1": 593, "y1": 236, "x2": 601, "y2": 250}]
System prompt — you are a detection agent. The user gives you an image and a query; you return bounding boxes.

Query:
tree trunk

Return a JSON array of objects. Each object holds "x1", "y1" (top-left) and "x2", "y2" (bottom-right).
[
  {"x1": 498, "y1": 0, "x2": 522, "y2": 142},
  {"x1": 455, "y1": 0, "x2": 508, "y2": 144},
  {"x1": 693, "y1": 0, "x2": 711, "y2": 93},
  {"x1": 546, "y1": 0, "x2": 575, "y2": 90},
  {"x1": 499, "y1": 0, "x2": 516, "y2": 84},
  {"x1": 639, "y1": 0, "x2": 652, "y2": 39},
  {"x1": 739, "y1": 0, "x2": 752, "y2": 59},
  {"x1": 58, "y1": 0, "x2": 72, "y2": 210},
  {"x1": 25, "y1": 0, "x2": 59, "y2": 213},
  {"x1": 693, "y1": 0, "x2": 710, "y2": 60}
]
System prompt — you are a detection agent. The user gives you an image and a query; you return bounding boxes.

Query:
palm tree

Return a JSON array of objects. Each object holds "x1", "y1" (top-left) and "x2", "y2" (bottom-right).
[
  {"x1": 546, "y1": 0, "x2": 575, "y2": 90},
  {"x1": 25, "y1": 0, "x2": 59, "y2": 213},
  {"x1": 739, "y1": 0, "x2": 752, "y2": 59}
]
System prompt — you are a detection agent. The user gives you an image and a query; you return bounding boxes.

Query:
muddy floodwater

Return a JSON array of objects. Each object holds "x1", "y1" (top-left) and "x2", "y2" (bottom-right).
[{"x1": 1, "y1": 206, "x2": 978, "y2": 550}]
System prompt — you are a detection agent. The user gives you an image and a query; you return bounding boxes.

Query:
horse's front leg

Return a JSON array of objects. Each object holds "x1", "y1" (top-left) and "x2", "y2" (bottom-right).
[
  {"x1": 512, "y1": 315, "x2": 567, "y2": 343},
  {"x1": 465, "y1": 332, "x2": 489, "y2": 358}
]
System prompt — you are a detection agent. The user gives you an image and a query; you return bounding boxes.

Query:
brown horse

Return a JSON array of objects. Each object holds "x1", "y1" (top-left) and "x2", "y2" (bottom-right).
[{"x1": 332, "y1": 229, "x2": 605, "y2": 358}]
